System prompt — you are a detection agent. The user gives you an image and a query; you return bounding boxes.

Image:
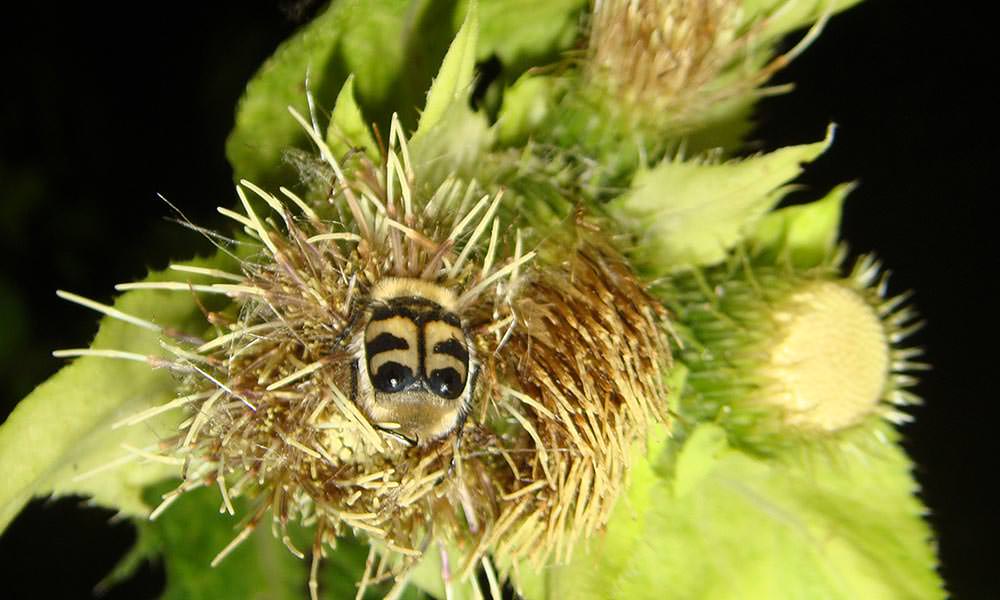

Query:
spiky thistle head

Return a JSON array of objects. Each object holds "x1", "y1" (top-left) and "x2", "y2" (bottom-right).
[
  {"x1": 95, "y1": 106, "x2": 672, "y2": 595},
  {"x1": 587, "y1": 0, "x2": 744, "y2": 125},
  {"x1": 661, "y1": 251, "x2": 923, "y2": 453},
  {"x1": 516, "y1": 0, "x2": 836, "y2": 187},
  {"x1": 583, "y1": 0, "x2": 830, "y2": 135}
]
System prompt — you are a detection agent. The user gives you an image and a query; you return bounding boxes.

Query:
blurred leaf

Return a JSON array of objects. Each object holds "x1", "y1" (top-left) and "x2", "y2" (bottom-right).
[
  {"x1": 545, "y1": 423, "x2": 942, "y2": 599},
  {"x1": 227, "y1": 0, "x2": 589, "y2": 191},
  {"x1": 496, "y1": 74, "x2": 556, "y2": 146},
  {"x1": 751, "y1": 182, "x2": 854, "y2": 268},
  {"x1": 503, "y1": 422, "x2": 670, "y2": 599},
  {"x1": 475, "y1": 0, "x2": 586, "y2": 72},
  {"x1": 743, "y1": 0, "x2": 865, "y2": 43},
  {"x1": 326, "y1": 74, "x2": 380, "y2": 160},
  {"x1": 121, "y1": 482, "x2": 432, "y2": 600},
  {"x1": 0, "y1": 255, "x2": 234, "y2": 532},
  {"x1": 414, "y1": 2, "x2": 479, "y2": 141},
  {"x1": 408, "y1": 545, "x2": 481, "y2": 600},
  {"x1": 404, "y1": 4, "x2": 497, "y2": 189},
  {"x1": 607, "y1": 125, "x2": 834, "y2": 275},
  {"x1": 671, "y1": 420, "x2": 728, "y2": 497},
  {"x1": 410, "y1": 105, "x2": 493, "y2": 189},
  {"x1": 145, "y1": 483, "x2": 306, "y2": 600},
  {"x1": 226, "y1": 0, "x2": 413, "y2": 188},
  {"x1": 680, "y1": 94, "x2": 759, "y2": 159}
]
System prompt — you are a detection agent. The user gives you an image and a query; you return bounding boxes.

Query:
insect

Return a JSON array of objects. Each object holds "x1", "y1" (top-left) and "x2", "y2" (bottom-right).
[{"x1": 353, "y1": 277, "x2": 477, "y2": 445}]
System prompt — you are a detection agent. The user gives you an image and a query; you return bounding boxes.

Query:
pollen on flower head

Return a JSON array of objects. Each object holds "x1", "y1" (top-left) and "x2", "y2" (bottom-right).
[
  {"x1": 758, "y1": 279, "x2": 890, "y2": 432},
  {"x1": 663, "y1": 254, "x2": 924, "y2": 451}
]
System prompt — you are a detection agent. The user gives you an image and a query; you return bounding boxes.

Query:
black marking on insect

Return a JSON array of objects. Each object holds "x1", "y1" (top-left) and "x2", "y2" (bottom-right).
[{"x1": 351, "y1": 278, "x2": 478, "y2": 444}]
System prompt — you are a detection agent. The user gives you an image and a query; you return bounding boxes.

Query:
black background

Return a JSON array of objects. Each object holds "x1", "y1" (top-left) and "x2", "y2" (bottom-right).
[{"x1": 0, "y1": 1, "x2": 994, "y2": 598}]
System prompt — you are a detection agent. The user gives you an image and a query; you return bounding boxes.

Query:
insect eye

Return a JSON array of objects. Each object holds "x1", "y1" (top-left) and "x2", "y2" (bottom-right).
[
  {"x1": 428, "y1": 368, "x2": 463, "y2": 399},
  {"x1": 372, "y1": 362, "x2": 414, "y2": 393}
]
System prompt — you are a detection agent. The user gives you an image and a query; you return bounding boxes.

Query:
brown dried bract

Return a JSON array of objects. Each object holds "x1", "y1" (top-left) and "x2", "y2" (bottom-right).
[{"x1": 479, "y1": 236, "x2": 671, "y2": 571}]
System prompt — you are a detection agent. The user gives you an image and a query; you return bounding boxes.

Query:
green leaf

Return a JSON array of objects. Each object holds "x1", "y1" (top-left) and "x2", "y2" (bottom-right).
[
  {"x1": 475, "y1": 0, "x2": 586, "y2": 74},
  {"x1": 132, "y1": 482, "x2": 432, "y2": 599},
  {"x1": 507, "y1": 422, "x2": 670, "y2": 599},
  {"x1": 413, "y1": 2, "x2": 479, "y2": 142},
  {"x1": 326, "y1": 74, "x2": 380, "y2": 160},
  {"x1": 226, "y1": 0, "x2": 413, "y2": 188},
  {"x1": 466, "y1": 0, "x2": 587, "y2": 124},
  {"x1": 671, "y1": 421, "x2": 728, "y2": 497},
  {"x1": 751, "y1": 182, "x2": 854, "y2": 268},
  {"x1": 410, "y1": 104, "x2": 493, "y2": 189},
  {"x1": 145, "y1": 483, "x2": 306, "y2": 600},
  {"x1": 680, "y1": 93, "x2": 760, "y2": 159},
  {"x1": 406, "y1": 4, "x2": 494, "y2": 187},
  {"x1": 607, "y1": 125, "x2": 834, "y2": 275},
  {"x1": 408, "y1": 545, "x2": 481, "y2": 600},
  {"x1": 545, "y1": 423, "x2": 943, "y2": 600},
  {"x1": 496, "y1": 74, "x2": 556, "y2": 146},
  {"x1": 0, "y1": 254, "x2": 234, "y2": 532},
  {"x1": 227, "y1": 0, "x2": 589, "y2": 190},
  {"x1": 743, "y1": 0, "x2": 865, "y2": 43}
]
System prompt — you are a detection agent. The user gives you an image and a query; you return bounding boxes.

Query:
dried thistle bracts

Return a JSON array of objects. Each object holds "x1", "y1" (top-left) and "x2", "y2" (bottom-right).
[
  {"x1": 584, "y1": 0, "x2": 836, "y2": 130},
  {"x1": 516, "y1": 0, "x2": 842, "y2": 188},
  {"x1": 58, "y1": 109, "x2": 673, "y2": 595},
  {"x1": 485, "y1": 236, "x2": 671, "y2": 568}
]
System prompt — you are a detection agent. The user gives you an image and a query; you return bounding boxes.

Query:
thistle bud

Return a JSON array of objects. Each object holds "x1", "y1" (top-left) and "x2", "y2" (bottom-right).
[
  {"x1": 586, "y1": 0, "x2": 744, "y2": 132},
  {"x1": 662, "y1": 255, "x2": 923, "y2": 451}
]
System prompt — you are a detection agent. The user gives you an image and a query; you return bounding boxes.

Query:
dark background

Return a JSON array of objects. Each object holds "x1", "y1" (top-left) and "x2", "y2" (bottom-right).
[{"x1": 0, "y1": 1, "x2": 993, "y2": 597}]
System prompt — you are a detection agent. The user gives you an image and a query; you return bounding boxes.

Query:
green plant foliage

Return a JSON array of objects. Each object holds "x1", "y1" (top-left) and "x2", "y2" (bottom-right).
[
  {"x1": 147, "y1": 484, "x2": 307, "y2": 600},
  {"x1": 408, "y1": 3, "x2": 494, "y2": 185},
  {"x1": 474, "y1": 0, "x2": 586, "y2": 73},
  {"x1": 141, "y1": 482, "x2": 430, "y2": 599},
  {"x1": 751, "y1": 182, "x2": 855, "y2": 268},
  {"x1": 743, "y1": 0, "x2": 865, "y2": 43},
  {"x1": 326, "y1": 74, "x2": 380, "y2": 160},
  {"x1": 103, "y1": 482, "x2": 433, "y2": 599},
  {"x1": 543, "y1": 423, "x2": 942, "y2": 600},
  {"x1": 227, "y1": 0, "x2": 587, "y2": 190},
  {"x1": 0, "y1": 255, "x2": 235, "y2": 531},
  {"x1": 413, "y1": 2, "x2": 479, "y2": 141},
  {"x1": 495, "y1": 75, "x2": 556, "y2": 147},
  {"x1": 0, "y1": 2, "x2": 943, "y2": 599},
  {"x1": 407, "y1": 545, "x2": 482, "y2": 600},
  {"x1": 607, "y1": 125, "x2": 834, "y2": 275},
  {"x1": 226, "y1": 0, "x2": 410, "y2": 189}
]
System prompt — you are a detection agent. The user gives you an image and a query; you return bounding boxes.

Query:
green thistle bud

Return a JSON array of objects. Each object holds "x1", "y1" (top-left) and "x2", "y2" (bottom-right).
[
  {"x1": 661, "y1": 253, "x2": 923, "y2": 451},
  {"x1": 585, "y1": 0, "x2": 745, "y2": 134},
  {"x1": 510, "y1": 0, "x2": 860, "y2": 183}
]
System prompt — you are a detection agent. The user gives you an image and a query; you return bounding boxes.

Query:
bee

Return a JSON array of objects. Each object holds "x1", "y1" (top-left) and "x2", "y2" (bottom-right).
[{"x1": 352, "y1": 278, "x2": 477, "y2": 445}]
